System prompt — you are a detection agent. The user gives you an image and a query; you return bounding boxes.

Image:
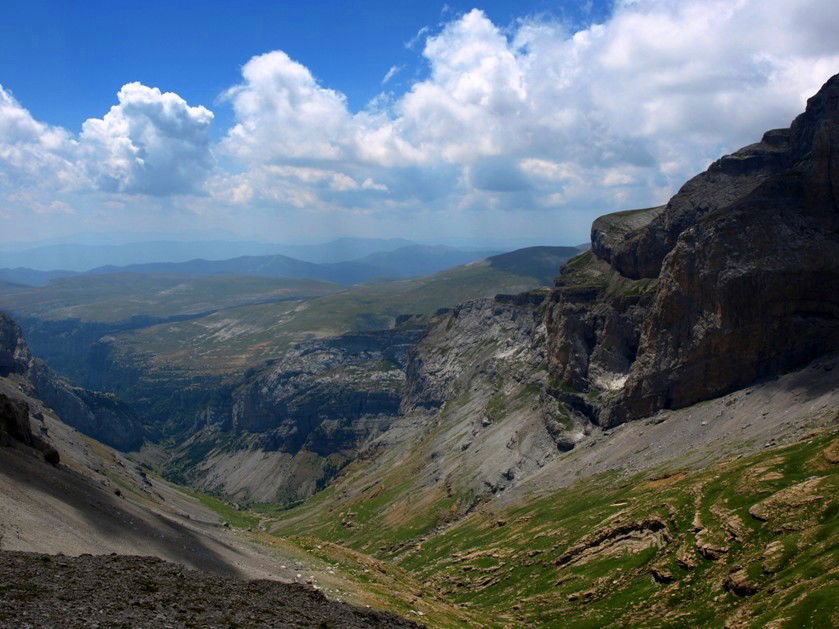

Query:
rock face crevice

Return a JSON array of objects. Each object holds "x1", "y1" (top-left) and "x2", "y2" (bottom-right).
[
  {"x1": 545, "y1": 252, "x2": 654, "y2": 399},
  {"x1": 546, "y1": 73, "x2": 839, "y2": 426}
]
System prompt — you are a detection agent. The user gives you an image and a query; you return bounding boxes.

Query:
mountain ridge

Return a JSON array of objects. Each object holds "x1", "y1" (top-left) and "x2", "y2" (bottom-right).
[
  {"x1": 0, "y1": 237, "x2": 417, "y2": 271},
  {"x1": 85, "y1": 244, "x2": 502, "y2": 285},
  {"x1": 0, "y1": 244, "x2": 505, "y2": 287}
]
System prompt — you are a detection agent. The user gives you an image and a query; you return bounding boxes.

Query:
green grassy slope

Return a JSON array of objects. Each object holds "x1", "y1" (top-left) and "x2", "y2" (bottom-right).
[{"x1": 262, "y1": 428, "x2": 838, "y2": 628}]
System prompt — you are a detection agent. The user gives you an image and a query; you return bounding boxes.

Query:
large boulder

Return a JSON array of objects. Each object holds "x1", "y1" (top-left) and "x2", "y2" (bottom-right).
[{"x1": 0, "y1": 393, "x2": 33, "y2": 447}]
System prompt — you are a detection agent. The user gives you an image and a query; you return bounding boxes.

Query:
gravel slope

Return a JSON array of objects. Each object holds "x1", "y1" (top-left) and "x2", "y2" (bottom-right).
[{"x1": 0, "y1": 551, "x2": 420, "y2": 628}]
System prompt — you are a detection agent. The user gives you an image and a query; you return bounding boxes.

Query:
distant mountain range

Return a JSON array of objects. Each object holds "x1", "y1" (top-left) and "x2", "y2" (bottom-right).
[
  {"x1": 0, "y1": 243, "x2": 506, "y2": 287},
  {"x1": 86, "y1": 244, "x2": 503, "y2": 285},
  {"x1": 0, "y1": 237, "x2": 420, "y2": 272},
  {"x1": 270, "y1": 237, "x2": 417, "y2": 263},
  {"x1": 0, "y1": 268, "x2": 78, "y2": 287}
]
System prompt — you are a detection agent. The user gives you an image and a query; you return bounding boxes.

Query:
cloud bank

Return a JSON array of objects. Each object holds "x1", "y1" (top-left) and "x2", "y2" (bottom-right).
[{"x1": 1, "y1": 0, "x2": 838, "y2": 241}]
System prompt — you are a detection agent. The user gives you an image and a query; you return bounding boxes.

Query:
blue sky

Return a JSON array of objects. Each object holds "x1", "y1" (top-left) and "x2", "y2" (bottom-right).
[
  {"x1": 1, "y1": 1, "x2": 612, "y2": 134},
  {"x1": 0, "y1": 0, "x2": 838, "y2": 246}
]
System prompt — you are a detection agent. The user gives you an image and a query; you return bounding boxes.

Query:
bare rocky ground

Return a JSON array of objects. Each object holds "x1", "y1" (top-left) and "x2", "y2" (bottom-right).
[
  {"x1": 0, "y1": 551, "x2": 420, "y2": 628},
  {"x1": 350, "y1": 337, "x2": 839, "y2": 515}
]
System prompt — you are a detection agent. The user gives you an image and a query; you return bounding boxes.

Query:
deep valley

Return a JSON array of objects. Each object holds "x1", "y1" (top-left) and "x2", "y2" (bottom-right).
[{"x1": 1, "y1": 33, "x2": 838, "y2": 629}]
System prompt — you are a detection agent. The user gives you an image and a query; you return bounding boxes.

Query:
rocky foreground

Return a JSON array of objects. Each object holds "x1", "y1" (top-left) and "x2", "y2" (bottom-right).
[{"x1": 0, "y1": 551, "x2": 420, "y2": 628}]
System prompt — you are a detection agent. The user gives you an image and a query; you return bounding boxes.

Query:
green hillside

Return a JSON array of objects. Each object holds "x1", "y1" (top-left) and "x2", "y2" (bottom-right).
[{"x1": 262, "y1": 428, "x2": 839, "y2": 628}]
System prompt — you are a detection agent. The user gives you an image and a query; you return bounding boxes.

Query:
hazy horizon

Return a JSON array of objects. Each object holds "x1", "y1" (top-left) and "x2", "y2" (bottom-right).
[{"x1": 0, "y1": 231, "x2": 581, "y2": 251}]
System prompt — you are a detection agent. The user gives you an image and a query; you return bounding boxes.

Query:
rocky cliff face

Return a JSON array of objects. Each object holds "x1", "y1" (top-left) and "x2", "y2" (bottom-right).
[
  {"x1": 402, "y1": 294, "x2": 549, "y2": 414},
  {"x1": 548, "y1": 73, "x2": 839, "y2": 426},
  {"x1": 0, "y1": 311, "x2": 143, "y2": 450},
  {"x1": 231, "y1": 327, "x2": 425, "y2": 447},
  {"x1": 389, "y1": 293, "x2": 591, "y2": 496},
  {"x1": 167, "y1": 322, "x2": 430, "y2": 503},
  {"x1": 545, "y1": 251, "x2": 654, "y2": 396}
]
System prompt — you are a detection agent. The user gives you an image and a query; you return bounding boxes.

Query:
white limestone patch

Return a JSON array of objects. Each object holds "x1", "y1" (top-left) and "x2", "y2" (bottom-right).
[{"x1": 592, "y1": 371, "x2": 628, "y2": 391}]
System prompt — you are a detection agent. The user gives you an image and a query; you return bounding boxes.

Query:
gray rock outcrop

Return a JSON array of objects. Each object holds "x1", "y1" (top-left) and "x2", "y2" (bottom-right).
[
  {"x1": 231, "y1": 327, "x2": 426, "y2": 453},
  {"x1": 0, "y1": 311, "x2": 31, "y2": 376}
]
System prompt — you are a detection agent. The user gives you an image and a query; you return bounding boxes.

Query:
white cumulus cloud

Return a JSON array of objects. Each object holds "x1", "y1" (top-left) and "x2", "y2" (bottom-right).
[
  {"x1": 0, "y1": 85, "x2": 80, "y2": 190},
  {"x1": 222, "y1": 51, "x2": 352, "y2": 163},
  {"x1": 80, "y1": 82, "x2": 214, "y2": 195},
  {"x1": 216, "y1": 0, "x2": 839, "y2": 228},
  {"x1": 0, "y1": 82, "x2": 213, "y2": 201}
]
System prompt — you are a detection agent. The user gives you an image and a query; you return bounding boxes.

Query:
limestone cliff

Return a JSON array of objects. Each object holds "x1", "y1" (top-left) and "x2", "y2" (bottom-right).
[
  {"x1": 548, "y1": 73, "x2": 839, "y2": 425},
  {"x1": 167, "y1": 323, "x2": 429, "y2": 503}
]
